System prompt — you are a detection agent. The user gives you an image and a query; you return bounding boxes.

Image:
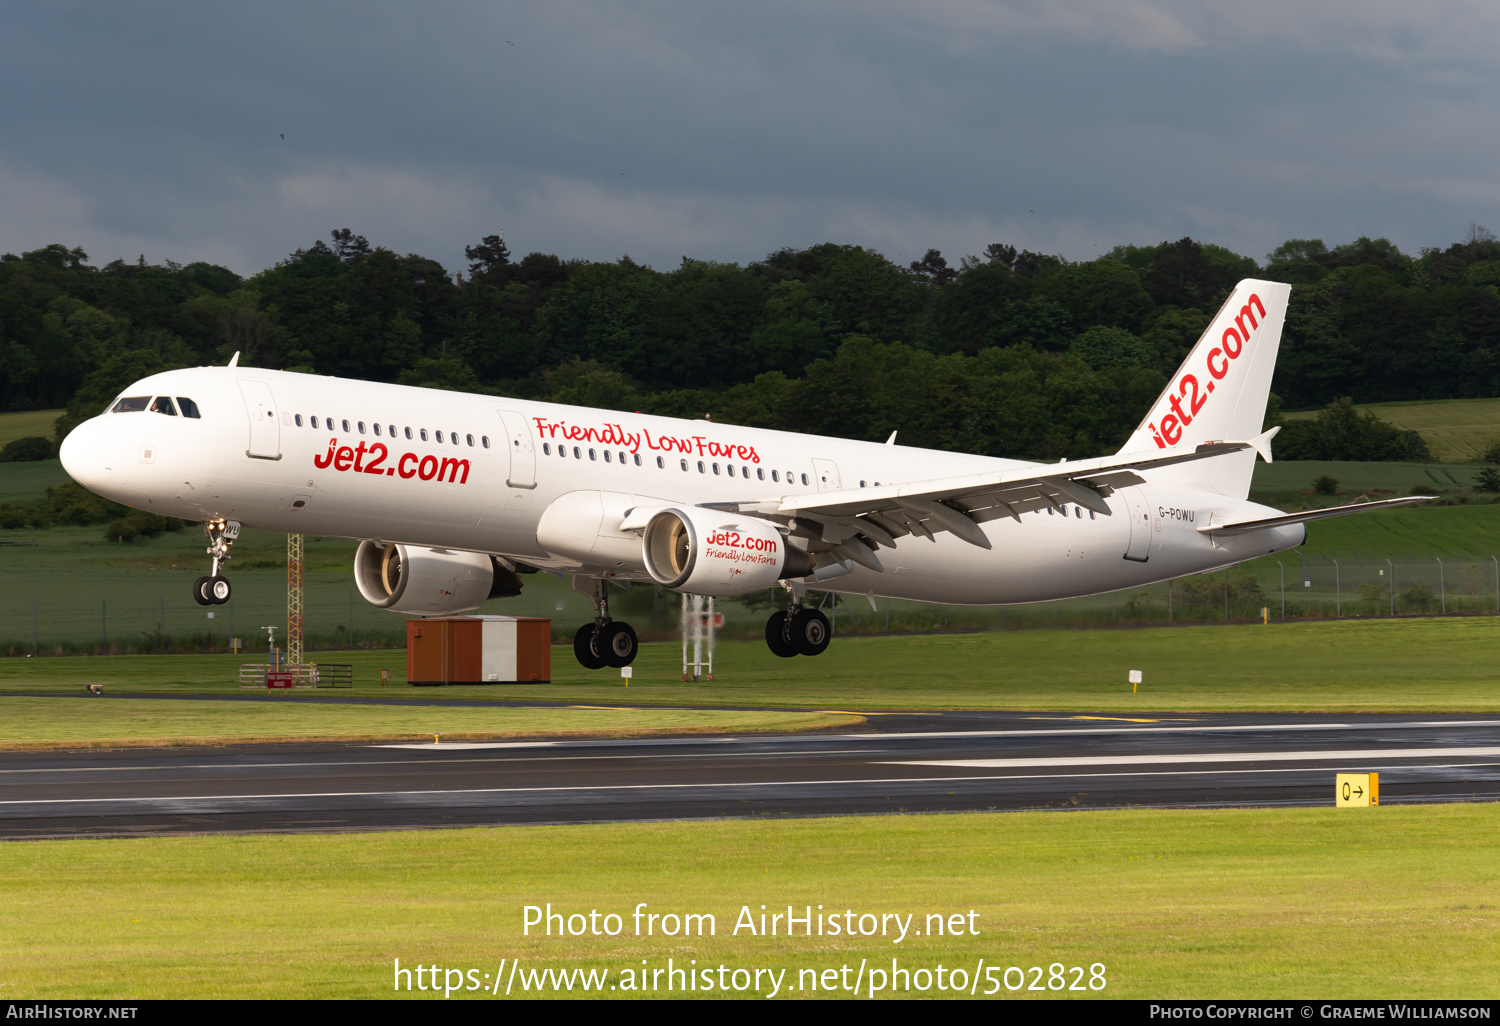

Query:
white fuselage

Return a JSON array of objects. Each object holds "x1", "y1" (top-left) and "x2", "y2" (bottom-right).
[{"x1": 59, "y1": 366, "x2": 1304, "y2": 606}]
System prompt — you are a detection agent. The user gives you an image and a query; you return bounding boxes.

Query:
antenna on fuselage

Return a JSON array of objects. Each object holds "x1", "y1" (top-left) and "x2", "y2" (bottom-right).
[{"x1": 228, "y1": 351, "x2": 240, "y2": 367}]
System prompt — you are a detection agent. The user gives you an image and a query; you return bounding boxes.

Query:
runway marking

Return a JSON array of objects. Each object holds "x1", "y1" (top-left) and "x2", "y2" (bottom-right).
[
  {"x1": 3, "y1": 762, "x2": 1498, "y2": 809},
  {"x1": 371, "y1": 719, "x2": 1500, "y2": 750},
  {"x1": 884, "y1": 746, "x2": 1500, "y2": 770}
]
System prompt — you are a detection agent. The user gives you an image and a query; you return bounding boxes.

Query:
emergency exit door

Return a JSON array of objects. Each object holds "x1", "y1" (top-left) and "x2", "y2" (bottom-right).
[{"x1": 496, "y1": 409, "x2": 536, "y2": 488}]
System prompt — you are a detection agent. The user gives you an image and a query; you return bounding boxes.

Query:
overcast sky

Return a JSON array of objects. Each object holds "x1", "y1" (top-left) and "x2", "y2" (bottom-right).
[{"x1": 3, "y1": 2, "x2": 1498, "y2": 277}]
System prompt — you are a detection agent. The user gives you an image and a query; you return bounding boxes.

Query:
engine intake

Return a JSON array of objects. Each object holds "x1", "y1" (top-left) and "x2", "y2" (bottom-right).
[
  {"x1": 353, "y1": 541, "x2": 521, "y2": 616},
  {"x1": 642, "y1": 507, "x2": 810, "y2": 596}
]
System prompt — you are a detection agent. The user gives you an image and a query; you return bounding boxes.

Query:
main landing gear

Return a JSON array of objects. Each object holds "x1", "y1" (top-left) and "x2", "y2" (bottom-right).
[
  {"x1": 192, "y1": 519, "x2": 240, "y2": 606},
  {"x1": 571, "y1": 575, "x2": 639, "y2": 670},
  {"x1": 765, "y1": 580, "x2": 831, "y2": 658}
]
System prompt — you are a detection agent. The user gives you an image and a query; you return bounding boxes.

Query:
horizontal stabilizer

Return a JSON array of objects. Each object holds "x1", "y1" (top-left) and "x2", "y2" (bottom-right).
[{"x1": 1196, "y1": 495, "x2": 1431, "y2": 535}]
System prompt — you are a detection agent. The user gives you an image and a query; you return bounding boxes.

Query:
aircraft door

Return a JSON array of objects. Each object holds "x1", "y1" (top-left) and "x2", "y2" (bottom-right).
[
  {"x1": 811, "y1": 458, "x2": 842, "y2": 491},
  {"x1": 237, "y1": 380, "x2": 281, "y2": 460},
  {"x1": 1121, "y1": 486, "x2": 1152, "y2": 562},
  {"x1": 496, "y1": 409, "x2": 537, "y2": 489}
]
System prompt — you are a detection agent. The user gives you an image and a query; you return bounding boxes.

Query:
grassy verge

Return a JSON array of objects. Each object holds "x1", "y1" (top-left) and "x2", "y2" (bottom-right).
[
  {"x1": 2, "y1": 617, "x2": 1499, "y2": 713},
  {"x1": 0, "y1": 805, "x2": 1495, "y2": 999},
  {"x1": 0, "y1": 697, "x2": 862, "y2": 749}
]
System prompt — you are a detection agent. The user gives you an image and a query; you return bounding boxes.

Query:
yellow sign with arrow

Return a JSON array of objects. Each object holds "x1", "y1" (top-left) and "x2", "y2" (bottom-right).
[{"x1": 1335, "y1": 772, "x2": 1379, "y2": 807}]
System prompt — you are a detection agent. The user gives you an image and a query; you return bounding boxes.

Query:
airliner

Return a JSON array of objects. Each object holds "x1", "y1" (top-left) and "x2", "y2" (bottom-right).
[{"x1": 59, "y1": 279, "x2": 1422, "y2": 669}]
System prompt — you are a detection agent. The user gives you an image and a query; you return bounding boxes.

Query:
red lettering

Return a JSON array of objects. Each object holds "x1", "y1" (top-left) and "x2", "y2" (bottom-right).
[
  {"x1": 418, "y1": 454, "x2": 438, "y2": 481},
  {"x1": 1207, "y1": 348, "x2": 1228, "y2": 379},
  {"x1": 1150, "y1": 423, "x2": 1166, "y2": 449},
  {"x1": 437, "y1": 457, "x2": 470, "y2": 484},
  {"x1": 1168, "y1": 393, "x2": 1192, "y2": 426},
  {"x1": 333, "y1": 446, "x2": 354, "y2": 471},
  {"x1": 398, "y1": 452, "x2": 418, "y2": 479},
  {"x1": 352, "y1": 440, "x2": 369, "y2": 472},
  {"x1": 363, "y1": 442, "x2": 388, "y2": 474},
  {"x1": 313, "y1": 439, "x2": 336, "y2": 469},
  {"x1": 1222, "y1": 327, "x2": 1243, "y2": 359},
  {"x1": 1233, "y1": 294, "x2": 1265, "y2": 341},
  {"x1": 1161, "y1": 414, "x2": 1182, "y2": 445},
  {"x1": 1181, "y1": 374, "x2": 1205, "y2": 416}
]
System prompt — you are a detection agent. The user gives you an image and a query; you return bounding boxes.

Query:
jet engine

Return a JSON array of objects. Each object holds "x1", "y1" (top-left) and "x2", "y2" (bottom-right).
[
  {"x1": 641, "y1": 507, "x2": 811, "y2": 596},
  {"x1": 353, "y1": 541, "x2": 522, "y2": 616}
]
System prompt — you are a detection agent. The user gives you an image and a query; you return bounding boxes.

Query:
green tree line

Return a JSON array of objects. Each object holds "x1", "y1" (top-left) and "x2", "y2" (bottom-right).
[{"x1": 3, "y1": 225, "x2": 1498, "y2": 462}]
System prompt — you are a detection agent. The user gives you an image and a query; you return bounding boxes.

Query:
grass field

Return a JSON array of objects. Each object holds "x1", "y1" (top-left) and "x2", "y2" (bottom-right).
[
  {"x1": 1, "y1": 805, "x2": 1494, "y2": 999},
  {"x1": 0, "y1": 408, "x2": 63, "y2": 448},
  {"x1": 1284, "y1": 396, "x2": 1500, "y2": 464},
  {"x1": 0, "y1": 697, "x2": 861, "y2": 748},
  {"x1": 4, "y1": 616, "x2": 1500, "y2": 715}
]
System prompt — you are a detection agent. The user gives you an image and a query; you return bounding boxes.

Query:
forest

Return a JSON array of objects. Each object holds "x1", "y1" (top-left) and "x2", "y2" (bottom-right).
[{"x1": 3, "y1": 224, "x2": 1499, "y2": 462}]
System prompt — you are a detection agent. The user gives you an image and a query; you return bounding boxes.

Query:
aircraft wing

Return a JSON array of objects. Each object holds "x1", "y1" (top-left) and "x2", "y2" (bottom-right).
[
  {"x1": 708, "y1": 441, "x2": 1254, "y2": 570},
  {"x1": 1195, "y1": 495, "x2": 1432, "y2": 534}
]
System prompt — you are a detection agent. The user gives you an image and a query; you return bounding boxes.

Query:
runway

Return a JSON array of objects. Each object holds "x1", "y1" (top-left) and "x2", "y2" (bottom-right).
[{"x1": 2, "y1": 710, "x2": 1498, "y2": 838}]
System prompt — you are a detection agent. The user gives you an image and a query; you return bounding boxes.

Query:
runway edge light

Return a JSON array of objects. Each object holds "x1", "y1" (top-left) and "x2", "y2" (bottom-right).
[
  {"x1": 1336, "y1": 772, "x2": 1379, "y2": 807},
  {"x1": 1129, "y1": 670, "x2": 1142, "y2": 693}
]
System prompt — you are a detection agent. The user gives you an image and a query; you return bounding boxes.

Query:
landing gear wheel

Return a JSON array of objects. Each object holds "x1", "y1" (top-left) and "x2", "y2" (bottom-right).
[
  {"x1": 192, "y1": 576, "x2": 213, "y2": 605},
  {"x1": 789, "y1": 608, "x2": 832, "y2": 656},
  {"x1": 597, "y1": 621, "x2": 639, "y2": 667},
  {"x1": 208, "y1": 577, "x2": 231, "y2": 604},
  {"x1": 573, "y1": 624, "x2": 607, "y2": 670},
  {"x1": 765, "y1": 611, "x2": 798, "y2": 658}
]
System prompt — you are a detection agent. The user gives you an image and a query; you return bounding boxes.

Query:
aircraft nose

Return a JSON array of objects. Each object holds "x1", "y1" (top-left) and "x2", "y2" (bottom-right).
[{"x1": 59, "y1": 416, "x2": 116, "y2": 493}]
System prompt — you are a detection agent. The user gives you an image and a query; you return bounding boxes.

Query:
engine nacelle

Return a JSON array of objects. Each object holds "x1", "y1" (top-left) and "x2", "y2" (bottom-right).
[
  {"x1": 353, "y1": 541, "x2": 519, "y2": 616},
  {"x1": 642, "y1": 507, "x2": 811, "y2": 596}
]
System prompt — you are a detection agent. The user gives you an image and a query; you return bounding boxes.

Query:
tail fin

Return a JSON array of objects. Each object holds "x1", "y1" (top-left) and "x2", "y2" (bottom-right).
[{"x1": 1118, "y1": 278, "x2": 1291, "y2": 498}]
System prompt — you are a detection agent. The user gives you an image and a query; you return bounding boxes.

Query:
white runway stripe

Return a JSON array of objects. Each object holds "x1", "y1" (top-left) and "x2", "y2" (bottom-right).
[{"x1": 883, "y1": 746, "x2": 1500, "y2": 769}]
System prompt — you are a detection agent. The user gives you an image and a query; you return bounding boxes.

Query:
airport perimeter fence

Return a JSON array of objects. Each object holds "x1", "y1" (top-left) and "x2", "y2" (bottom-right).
[{"x1": 2, "y1": 552, "x2": 1498, "y2": 656}]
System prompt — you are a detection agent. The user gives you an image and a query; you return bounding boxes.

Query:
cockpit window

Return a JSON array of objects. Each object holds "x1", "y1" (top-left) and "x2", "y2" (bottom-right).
[
  {"x1": 177, "y1": 397, "x2": 201, "y2": 419},
  {"x1": 150, "y1": 397, "x2": 177, "y2": 416},
  {"x1": 112, "y1": 397, "x2": 150, "y2": 413}
]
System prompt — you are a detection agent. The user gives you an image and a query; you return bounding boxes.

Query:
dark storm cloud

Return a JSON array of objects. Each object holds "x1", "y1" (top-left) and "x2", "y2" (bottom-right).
[{"x1": 1, "y1": 2, "x2": 1497, "y2": 275}]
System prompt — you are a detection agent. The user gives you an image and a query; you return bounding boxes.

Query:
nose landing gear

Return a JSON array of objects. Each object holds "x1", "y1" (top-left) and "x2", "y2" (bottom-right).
[
  {"x1": 192, "y1": 519, "x2": 240, "y2": 606},
  {"x1": 571, "y1": 575, "x2": 638, "y2": 669}
]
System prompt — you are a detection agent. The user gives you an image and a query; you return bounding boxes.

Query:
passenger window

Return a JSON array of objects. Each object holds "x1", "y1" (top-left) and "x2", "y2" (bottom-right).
[
  {"x1": 373, "y1": 424, "x2": 382, "y2": 436},
  {"x1": 434, "y1": 431, "x2": 443, "y2": 443},
  {"x1": 404, "y1": 427, "x2": 412, "y2": 440},
  {"x1": 655, "y1": 456, "x2": 663, "y2": 468},
  {"x1": 680, "y1": 459, "x2": 688, "y2": 471},
  {"x1": 619, "y1": 451, "x2": 626, "y2": 464},
  {"x1": 420, "y1": 429, "x2": 428, "y2": 441},
  {"x1": 712, "y1": 463, "x2": 720, "y2": 475},
  {"x1": 177, "y1": 397, "x2": 201, "y2": 419},
  {"x1": 310, "y1": 415, "x2": 319, "y2": 429},
  {"x1": 771, "y1": 470, "x2": 779, "y2": 482},
  {"x1": 1047, "y1": 507, "x2": 1054, "y2": 516},
  {"x1": 574, "y1": 447, "x2": 582, "y2": 459},
  {"x1": 859, "y1": 480, "x2": 866, "y2": 488},
  {"x1": 358, "y1": 421, "x2": 366, "y2": 434},
  {"x1": 150, "y1": 397, "x2": 177, "y2": 416},
  {"x1": 633, "y1": 454, "x2": 641, "y2": 466},
  {"x1": 294, "y1": 414, "x2": 303, "y2": 427},
  {"x1": 698, "y1": 461, "x2": 705, "y2": 473},
  {"x1": 800, "y1": 473, "x2": 809, "y2": 486},
  {"x1": 589, "y1": 448, "x2": 597, "y2": 461},
  {"x1": 342, "y1": 419, "x2": 350, "y2": 432},
  {"x1": 741, "y1": 465, "x2": 748, "y2": 477},
  {"x1": 466, "y1": 434, "x2": 475, "y2": 447},
  {"x1": 482, "y1": 436, "x2": 490, "y2": 448},
  {"x1": 604, "y1": 450, "x2": 612, "y2": 463},
  {"x1": 757, "y1": 468, "x2": 764, "y2": 481},
  {"x1": 543, "y1": 443, "x2": 551, "y2": 455}
]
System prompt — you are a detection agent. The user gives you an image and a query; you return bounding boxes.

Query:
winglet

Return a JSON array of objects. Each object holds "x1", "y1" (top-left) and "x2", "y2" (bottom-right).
[
  {"x1": 885, "y1": 430, "x2": 898, "y2": 446},
  {"x1": 1250, "y1": 425, "x2": 1280, "y2": 463},
  {"x1": 228, "y1": 351, "x2": 240, "y2": 368}
]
